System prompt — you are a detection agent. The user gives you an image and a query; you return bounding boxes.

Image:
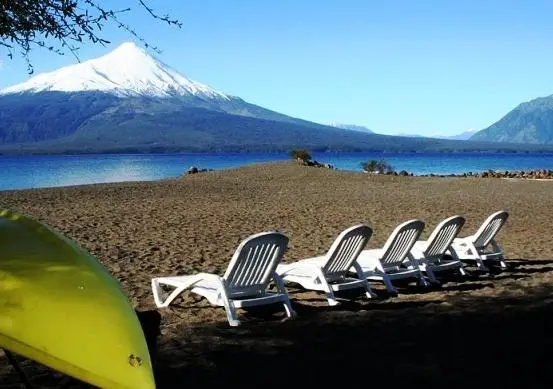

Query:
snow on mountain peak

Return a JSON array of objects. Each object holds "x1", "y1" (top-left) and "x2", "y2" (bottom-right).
[
  {"x1": 0, "y1": 41, "x2": 231, "y2": 100},
  {"x1": 329, "y1": 122, "x2": 373, "y2": 133}
]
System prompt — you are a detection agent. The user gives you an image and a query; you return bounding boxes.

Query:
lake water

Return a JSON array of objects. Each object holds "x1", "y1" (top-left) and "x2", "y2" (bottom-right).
[{"x1": 2, "y1": 152, "x2": 553, "y2": 191}]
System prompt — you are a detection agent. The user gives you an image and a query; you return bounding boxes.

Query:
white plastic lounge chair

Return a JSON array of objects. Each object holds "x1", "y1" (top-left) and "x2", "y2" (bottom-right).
[
  {"x1": 276, "y1": 224, "x2": 375, "y2": 306},
  {"x1": 450, "y1": 210, "x2": 509, "y2": 272},
  {"x1": 151, "y1": 231, "x2": 296, "y2": 327},
  {"x1": 409, "y1": 215, "x2": 467, "y2": 283},
  {"x1": 353, "y1": 219, "x2": 427, "y2": 295}
]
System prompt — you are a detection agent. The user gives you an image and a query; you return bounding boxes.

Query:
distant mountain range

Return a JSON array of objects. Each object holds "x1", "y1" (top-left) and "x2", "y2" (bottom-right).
[
  {"x1": 353, "y1": 129, "x2": 476, "y2": 140},
  {"x1": 328, "y1": 123, "x2": 373, "y2": 134},
  {"x1": 441, "y1": 130, "x2": 478, "y2": 140},
  {"x1": 470, "y1": 95, "x2": 553, "y2": 144},
  {"x1": 1, "y1": 42, "x2": 553, "y2": 154}
]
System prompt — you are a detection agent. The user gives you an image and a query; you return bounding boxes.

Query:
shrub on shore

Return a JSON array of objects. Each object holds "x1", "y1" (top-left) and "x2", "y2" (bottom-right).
[
  {"x1": 360, "y1": 159, "x2": 394, "y2": 174},
  {"x1": 289, "y1": 148, "x2": 335, "y2": 169},
  {"x1": 289, "y1": 148, "x2": 312, "y2": 163}
]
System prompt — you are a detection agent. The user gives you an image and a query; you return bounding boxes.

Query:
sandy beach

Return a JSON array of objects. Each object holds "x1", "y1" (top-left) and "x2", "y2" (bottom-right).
[{"x1": 2, "y1": 161, "x2": 553, "y2": 388}]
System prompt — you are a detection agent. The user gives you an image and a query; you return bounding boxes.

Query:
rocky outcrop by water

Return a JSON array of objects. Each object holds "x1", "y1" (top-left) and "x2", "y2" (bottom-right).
[
  {"x1": 296, "y1": 158, "x2": 335, "y2": 170},
  {"x1": 478, "y1": 169, "x2": 553, "y2": 179},
  {"x1": 186, "y1": 166, "x2": 214, "y2": 175},
  {"x1": 419, "y1": 169, "x2": 553, "y2": 179}
]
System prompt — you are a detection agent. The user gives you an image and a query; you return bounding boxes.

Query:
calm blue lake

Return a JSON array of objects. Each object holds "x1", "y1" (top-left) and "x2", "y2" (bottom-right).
[{"x1": 2, "y1": 152, "x2": 553, "y2": 191}]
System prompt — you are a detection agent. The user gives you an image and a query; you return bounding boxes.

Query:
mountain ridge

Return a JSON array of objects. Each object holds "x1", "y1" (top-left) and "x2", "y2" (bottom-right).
[
  {"x1": 2, "y1": 42, "x2": 553, "y2": 153},
  {"x1": 471, "y1": 95, "x2": 553, "y2": 144},
  {"x1": 0, "y1": 41, "x2": 332, "y2": 130}
]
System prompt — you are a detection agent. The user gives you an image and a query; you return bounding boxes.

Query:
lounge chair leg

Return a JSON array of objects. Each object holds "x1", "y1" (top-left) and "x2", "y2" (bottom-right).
[
  {"x1": 311, "y1": 268, "x2": 340, "y2": 306},
  {"x1": 223, "y1": 301, "x2": 240, "y2": 327},
  {"x1": 326, "y1": 291, "x2": 340, "y2": 306},
  {"x1": 425, "y1": 268, "x2": 440, "y2": 285},
  {"x1": 352, "y1": 263, "x2": 377, "y2": 298},
  {"x1": 364, "y1": 281, "x2": 377, "y2": 299},
  {"x1": 282, "y1": 301, "x2": 297, "y2": 318},
  {"x1": 151, "y1": 279, "x2": 186, "y2": 308},
  {"x1": 382, "y1": 274, "x2": 399, "y2": 296},
  {"x1": 418, "y1": 274, "x2": 431, "y2": 287},
  {"x1": 272, "y1": 272, "x2": 297, "y2": 318},
  {"x1": 321, "y1": 279, "x2": 339, "y2": 305},
  {"x1": 151, "y1": 279, "x2": 164, "y2": 307},
  {"x1": 465, "y1": 242, "x2": 490, "y2": 272},
  {"x1": 218, "y1": 286, "x2": 240, "y2": 327},
  {"x1": 490, "y1": 240, "x2": 506, "y2": 268},
  {"x1": 476, "y1": 259, "x2": 490, "y2": 272}
]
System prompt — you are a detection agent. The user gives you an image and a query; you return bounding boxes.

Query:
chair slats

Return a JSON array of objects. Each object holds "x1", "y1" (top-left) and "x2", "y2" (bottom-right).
[
  {"x1": 424, "y1": 215, "x2": 466, "y2": 259},
  {"x1": 322, "y1": 225, "x2": 373, "y2": 278},
  {"x1": 223, "y1": 232, "x2": 289, "y2": 295},
  {"x1": 379, "y1": 220, "x2": 425, "y2": 266},
  {"x1": 473, "y1": 211, "x2": 509, "y2": 248}
]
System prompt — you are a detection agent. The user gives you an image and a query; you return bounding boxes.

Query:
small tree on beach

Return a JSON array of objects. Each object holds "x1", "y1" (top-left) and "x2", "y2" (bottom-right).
[
  {"x1": 289, "y1": 149, "x2": 312, "y2": 163},
  {"x1": 361, "y1": 160, "x2": 378, "y2": 173},
  {"x1": 361, "y1": 159, "x2": 394, "y2": 174}
]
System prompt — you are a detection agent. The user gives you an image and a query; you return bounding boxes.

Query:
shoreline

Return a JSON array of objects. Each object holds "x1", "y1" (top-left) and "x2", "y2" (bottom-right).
[
  {"x1": 1, "y1": 162, "x2": 553, "y2": 388},
  {"x1": 3, "y1": 148, "x2": 553, "y2": 156},
  {"x1": 4, "y1": 158, "x2": 553, "y2": 193}
]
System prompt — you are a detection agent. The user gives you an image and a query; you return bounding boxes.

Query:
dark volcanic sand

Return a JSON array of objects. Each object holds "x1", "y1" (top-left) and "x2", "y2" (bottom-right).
[{"x1": 1, "y1": 162, "x2": 553, "y2": 388}]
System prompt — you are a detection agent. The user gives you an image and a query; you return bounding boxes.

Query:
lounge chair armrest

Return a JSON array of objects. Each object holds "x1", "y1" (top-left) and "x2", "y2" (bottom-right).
[
  {"x1": 351, "y1": 261, "x2": 368, "y2": 280},
  {"x1": 270, "y1": 271, "x2": 288, "y2": 293},
  {"x1": 444, "y1": 245, "x2": 460, "y2": 260},
  {"x1": 489, "y1": 239, "x2": 502, "y2": 252},
  {"x1": 404, "y1": 252, "x2": 418, "y2": 268}
]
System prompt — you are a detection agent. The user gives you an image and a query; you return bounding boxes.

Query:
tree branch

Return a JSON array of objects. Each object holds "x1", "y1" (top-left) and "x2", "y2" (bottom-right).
[
  {"x1": 138, "y1": 0, "x2": 182, "y2": 27},
  {"x1": 0, "y1": 0, "x2": 182, "y2": 73}
]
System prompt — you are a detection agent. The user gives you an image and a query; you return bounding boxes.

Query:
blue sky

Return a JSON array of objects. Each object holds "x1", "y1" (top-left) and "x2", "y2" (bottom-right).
[{"x1": 1, "y1": 0, "x2": 553, "y2": 136}]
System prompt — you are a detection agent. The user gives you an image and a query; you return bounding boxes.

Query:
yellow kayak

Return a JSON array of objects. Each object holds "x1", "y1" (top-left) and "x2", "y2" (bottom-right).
[{"x1": 0, "y1": 209, "x2": 155, "y2": 389}]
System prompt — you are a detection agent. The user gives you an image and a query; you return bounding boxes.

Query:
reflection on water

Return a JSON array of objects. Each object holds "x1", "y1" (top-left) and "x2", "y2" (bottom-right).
[
  {"x1": 2, "y1": 152, "x2": 553, "y2": 191},
  {"x1": 1, "y1": 153, "x2": 290, "y2": 191},
  {"x1": 54, "y1": 157, "x2": 151, "y2": 187}
]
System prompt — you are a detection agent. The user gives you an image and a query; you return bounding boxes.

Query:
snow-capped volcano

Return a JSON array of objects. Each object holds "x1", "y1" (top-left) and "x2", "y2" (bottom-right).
[{"x1": 0, "y1": 42, "x2": 231, "y2": 100}]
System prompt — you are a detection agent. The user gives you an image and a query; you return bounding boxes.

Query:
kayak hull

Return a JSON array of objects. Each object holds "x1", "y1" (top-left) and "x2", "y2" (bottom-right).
[{"x1": 0, "y1": 209, "x2": 155, "y2": 389}]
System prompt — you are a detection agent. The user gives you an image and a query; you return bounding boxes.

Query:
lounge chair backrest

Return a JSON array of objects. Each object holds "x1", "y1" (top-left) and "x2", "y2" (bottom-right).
[
  {"x1": 322, "y1": 224, "x2": 373, "y2": 279},
  {"x1": 379, "y1": 219, "x2": 425, "y2": 267},
  {"x1": 223, "y1": 231, "x2": 289, "y2": 297},
  {"x1": 472, "y1": 210, "x2": 509, "y2": 249},
  {"x1": 423, "y1": 215, "x2": 466, "y2": 261}
]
